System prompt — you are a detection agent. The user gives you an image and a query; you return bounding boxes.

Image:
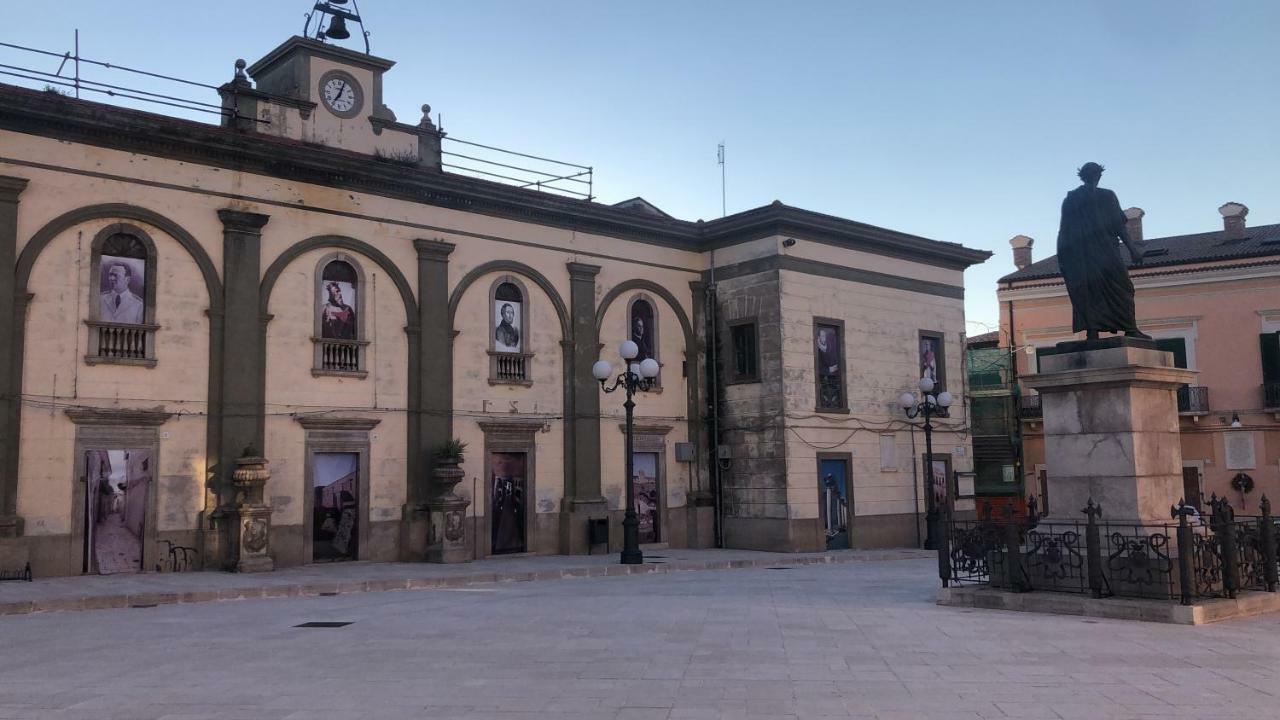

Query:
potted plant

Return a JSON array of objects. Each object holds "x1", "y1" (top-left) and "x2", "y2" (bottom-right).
[{"x1": 435, "y1": 438, "x2": 467, "y2": 467}]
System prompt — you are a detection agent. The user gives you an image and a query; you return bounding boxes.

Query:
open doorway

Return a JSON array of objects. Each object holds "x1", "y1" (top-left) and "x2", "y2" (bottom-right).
[
  {"x1": 83, "y1": 449, "x2": 151, "y2": 574},
  {"x1": 489, "y1": 451, "x2": 528, "y2": 555}
]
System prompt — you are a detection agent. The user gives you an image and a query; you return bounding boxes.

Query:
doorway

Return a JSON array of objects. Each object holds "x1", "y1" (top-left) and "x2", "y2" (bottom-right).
[
  {"x1": 632, "y1": 451, "x2": 661, "y2": 544},
  {"x1": 83, "y1": 449, "x2": 151, "y2": 574},
  {"x1": 312, "y1": 452, "x2": 360, "y2": 562},
  {"x1": 818, "y1": 455, "x2": 851, "y2": 550},
  {"x1": 489, "y1": 451, "x2": 528, "y2": 555},
  {"x1": 1182, "y1": 466, "x2": 1202, "y2": 509}
]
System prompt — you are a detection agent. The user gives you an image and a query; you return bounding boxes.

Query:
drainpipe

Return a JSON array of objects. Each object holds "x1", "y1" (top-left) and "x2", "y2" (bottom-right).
[{"x1": 707, "y1": 247, "x2": 723, "y2": 548}]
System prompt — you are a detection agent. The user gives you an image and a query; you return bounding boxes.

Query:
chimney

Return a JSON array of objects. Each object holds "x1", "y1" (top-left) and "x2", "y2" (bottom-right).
[
  {"x1": 1010, "y1": 235, "x2": 1034, "y2": 270},
  {"x1": 1219, "y1": 202, "x2": 1249, "y2": 240},
  {"x1": 1124, "y1": 207, "x2": 1145, "y2": 243}
]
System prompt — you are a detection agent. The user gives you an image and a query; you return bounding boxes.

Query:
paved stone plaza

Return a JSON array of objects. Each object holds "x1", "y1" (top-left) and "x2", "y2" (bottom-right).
[{"x1": 2, "y1": 558, "x2": 1278, "y2": 720}]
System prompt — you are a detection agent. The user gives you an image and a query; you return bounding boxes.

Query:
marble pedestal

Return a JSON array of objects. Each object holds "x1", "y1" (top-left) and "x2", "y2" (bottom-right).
[{"x1": 1023, "y1": 338, "x2": 1196, "y2": 525}]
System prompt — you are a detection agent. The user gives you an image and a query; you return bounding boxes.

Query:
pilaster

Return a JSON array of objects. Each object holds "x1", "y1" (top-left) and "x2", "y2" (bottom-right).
[
  {"x1": 408, "y1": 239, "x2": 454, "y2": 561},
  {"x1": 215, "y1": 209, "x2": 269, "y2": 516},
  {"x1": 0, "y1": 176, "x2": 29, "y2": 537},
  {"x1": 562, "y1": 261, "x2": 607, "y2": 554}
]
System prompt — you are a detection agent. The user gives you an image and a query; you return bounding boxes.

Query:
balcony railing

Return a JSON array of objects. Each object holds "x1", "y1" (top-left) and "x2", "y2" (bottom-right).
[
  {"x1": 1018, "y1": 394, "x2": 1042, "y2": 419},
  {"x1": 1177, "y1": 385, "x2": 1210, "y2": 414},
  {"x1": 85, "y1": 320, "x2": 157, "y2": 366},
  {"x1": 313, "y1": 338, "x2": 365, "y2": 376},
  {"x1": 1266, "y1": 382, "x2": 1280, "y2": 410},
  {"x1": 489, "y1": 351, "x2": 533, "y2": 384}
]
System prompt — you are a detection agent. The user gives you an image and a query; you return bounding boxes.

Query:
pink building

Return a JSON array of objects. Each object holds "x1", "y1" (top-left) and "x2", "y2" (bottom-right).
[{"x1": 998, "y1": 203, "x2": 1280, "y2": 512}]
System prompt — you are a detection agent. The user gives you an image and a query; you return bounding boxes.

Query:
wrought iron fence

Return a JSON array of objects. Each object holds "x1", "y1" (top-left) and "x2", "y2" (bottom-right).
[
  {"x1": 1176, "y1": 385, "x2": 1210, "y2": 414},
  {"x1": 1265, "y1": 382, "x2": 1280, "y2": 410},
  {"x1": 1018, "y1": 394, "x2": 1042, "y2": 419},
  {"x1": 939, "y1": 494, "x2": 1280, "y2": 605}
]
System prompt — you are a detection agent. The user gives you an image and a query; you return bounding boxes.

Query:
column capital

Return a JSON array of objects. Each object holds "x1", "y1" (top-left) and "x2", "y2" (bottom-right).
[
  {"x1": 688, "y1": 279, "x2": 707, "y2": 293},
  {"x1": 0, "y1": 176, "x2": 29, "y2": 203},
  {"x1": 414, "y1": 238, "x2": 456, "y2": 260},
  {"x1": 217, "y1": 208, "x2": 270, "y2": 233},
  {"x1": 567, "y1": 262, "x2": 601, "y2": 281}
]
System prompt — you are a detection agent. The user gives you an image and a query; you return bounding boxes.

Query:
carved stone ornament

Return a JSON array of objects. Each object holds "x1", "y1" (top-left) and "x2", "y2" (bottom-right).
[{"x1": 242, "y1": 518, "x2": 269, "y2": 553}]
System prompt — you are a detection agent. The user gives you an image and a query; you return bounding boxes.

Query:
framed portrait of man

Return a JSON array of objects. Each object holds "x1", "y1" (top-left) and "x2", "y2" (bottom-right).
[
  {"x1": 494, "y1": 299, "x2": 522, "y2": 353},
  {"x1": 630, "y1": 299, "x2": 655, "y2": 362},
  {"x1": 98, "y1": 255, "x2": 146, "y2": 325}
]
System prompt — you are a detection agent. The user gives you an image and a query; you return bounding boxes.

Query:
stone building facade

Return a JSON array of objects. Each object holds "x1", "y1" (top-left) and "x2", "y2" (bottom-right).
[{"x1": 0, "y1": 34, "x2": 987, "y2": 577}]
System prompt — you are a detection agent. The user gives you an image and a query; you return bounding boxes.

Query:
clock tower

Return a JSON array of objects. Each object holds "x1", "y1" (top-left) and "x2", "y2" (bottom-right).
[{"x1": 219, "y1": 35, "x2": 442, "y2": 168}]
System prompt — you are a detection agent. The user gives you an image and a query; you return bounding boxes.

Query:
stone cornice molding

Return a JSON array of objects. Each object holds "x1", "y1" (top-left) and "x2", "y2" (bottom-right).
[
  {"x1": 477, "y1": 418, "x2": 544, "y2": 436},
  {"x1": 217, "y1": 208, "x2": 270, "y2": 233},
  {"x1": 567, "y1": 262, "x2": 602, "y2": 280},
  {"x1": 65, "y1": 406, "x2": 174, "y2": 426},
  {"x1": 0, "y1": 83, "x2": 988, "y2": 271},
  {"x1": 0, "y1": 175, "x2": 28, "y2": 201},
  {"x1": 617, "y1": 423, "x2": 674, "y2": 436},
  {"x1": 294, "y1": 415, "x2": 382, "y2": 431},
  {"x1": 1023, "y1": 365, "x2": 1197, "y2": 393},
  {"x1": 414, "y1": 238, "x2": 455, "y2": 259}
]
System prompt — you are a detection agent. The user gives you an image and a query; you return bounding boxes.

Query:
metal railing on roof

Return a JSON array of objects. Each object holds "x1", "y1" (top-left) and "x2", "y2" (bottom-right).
[
  {"x1": 0, "y1": 36, "x2": 258, "y2": 124},
  {"x1": 441, "y1": 136, "x2": 593, "y2": 201},
  {"x1": 0, "y1": 34, "x2": 596, "y2": 201}
]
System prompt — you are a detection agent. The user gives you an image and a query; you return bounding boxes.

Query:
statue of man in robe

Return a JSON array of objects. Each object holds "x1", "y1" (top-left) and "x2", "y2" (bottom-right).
[{"x1": 1057, "y1": 162, "x2": 1150, "y2": 340}]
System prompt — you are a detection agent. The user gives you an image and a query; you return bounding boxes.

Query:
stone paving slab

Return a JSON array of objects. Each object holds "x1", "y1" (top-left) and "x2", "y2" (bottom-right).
[
  {"x1": 3, "y1": 559, "x2": 1279, "y2": 719},
  {"x1": 0, "y1": 547, "x2": 930, "y2": 616}
]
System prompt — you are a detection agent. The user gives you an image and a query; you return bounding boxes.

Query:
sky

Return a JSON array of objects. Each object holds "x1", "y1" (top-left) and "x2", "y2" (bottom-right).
[{"x1": 8, "y1": 1, "x2": 1279, "y2": 333}]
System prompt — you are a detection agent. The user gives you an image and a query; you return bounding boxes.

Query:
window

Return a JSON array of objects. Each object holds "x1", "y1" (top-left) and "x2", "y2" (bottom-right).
[
  {"x1": 918, "y1": 330, "x2": 946, "y2": 391},
  {"x1": 87, "y1": 224, "x2": 158, "y2": 367},
  {"x1": 1155, "y1": 337, "x2": 1188, "y2": 369},
  {"x1": 728, "y1": 318, "x2": 758, "y2": 383},
  {"x1": 1262, "y1": 332, "x2": 1280, "y2": 408},
  {"x1": 628, "y1": 295, "x2": 660, "y2": 388},
  {"x1": 813, "y1": 318, "x2": 846, "y2": 411},
  {"x1": 313, "y1": 254, "x2": 368, "y2": 377},
  {"x1": 489, "y1": 277, "x2": 533, "y2": 384}
]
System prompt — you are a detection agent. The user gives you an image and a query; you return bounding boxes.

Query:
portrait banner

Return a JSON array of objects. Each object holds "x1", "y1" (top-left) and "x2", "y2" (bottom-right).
[
  {"x1": 493, "y1": 299, "x2": 522, "y2": 353},
  {"x1": 98, "y1": 254, "x2": 146, "y2": 325}
]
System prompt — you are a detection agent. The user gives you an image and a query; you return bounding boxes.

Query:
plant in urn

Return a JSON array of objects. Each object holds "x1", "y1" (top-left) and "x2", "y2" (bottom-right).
[
  {"x1": 231, "y1": 446, "x2": 274, "y2": 572},
  {"x1": 427, "y1": 438, "x2": 470, "y2": 563}
]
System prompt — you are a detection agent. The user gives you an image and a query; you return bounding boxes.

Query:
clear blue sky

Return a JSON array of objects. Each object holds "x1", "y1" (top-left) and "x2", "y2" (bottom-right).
[{"x1": 8, "y1": 2, "x2": 1278, "y2": 333}]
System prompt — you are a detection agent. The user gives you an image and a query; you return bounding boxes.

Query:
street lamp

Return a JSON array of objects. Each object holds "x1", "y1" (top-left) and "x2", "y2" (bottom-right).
[
  {"x1": 900, "y1": 377, "x2": 955, "y2": 550},
  {"x1": 594, "y1": 340, "x2": 661, "y2": 564}
]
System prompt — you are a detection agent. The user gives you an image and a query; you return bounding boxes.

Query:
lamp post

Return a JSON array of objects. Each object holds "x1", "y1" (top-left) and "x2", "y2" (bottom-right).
[
  {"x1": 900, "y1": 377, "x2": 955, "y2": 550},
  {"x1": 594, "y1": 341, "x2": 660, "y2": 565}
]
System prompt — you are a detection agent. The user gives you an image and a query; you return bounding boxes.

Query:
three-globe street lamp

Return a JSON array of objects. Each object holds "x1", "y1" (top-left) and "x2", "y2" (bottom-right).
[
  {"x1": 593, "y1": 340, "x2": 661, "y2": 565},
  {"x1": 900, "y1": 377, "x2": 955, "y2": 551}
]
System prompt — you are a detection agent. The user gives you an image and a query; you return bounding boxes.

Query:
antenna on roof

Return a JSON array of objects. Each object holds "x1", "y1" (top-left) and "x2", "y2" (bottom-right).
[{"x1": 717, "y1": 141, "x2": 726, "y2": 218}]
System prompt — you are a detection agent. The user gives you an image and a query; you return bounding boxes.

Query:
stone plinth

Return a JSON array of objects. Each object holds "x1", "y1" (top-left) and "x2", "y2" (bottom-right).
[
  {"x1": 426, "y1": 464, "x2": 471, "y2": 563},
  {"x1": 230, "y1": 454, "x2": 274, "y2": 573},
  {"x1": 1022, "y1": 338, "x2": 1195, "y2": 525}
]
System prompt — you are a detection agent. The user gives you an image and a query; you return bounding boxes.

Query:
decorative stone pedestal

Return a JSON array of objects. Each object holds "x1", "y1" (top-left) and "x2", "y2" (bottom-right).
[
  {"x1": 230, "y1": 454, "x2": 274, "y2": 573},
  {"x1": 1023, "y1": 337, "x2": 1196, "y2": 525},
  {"x1": 426, "y1": 463, "x2": 471, "y2": 563}
]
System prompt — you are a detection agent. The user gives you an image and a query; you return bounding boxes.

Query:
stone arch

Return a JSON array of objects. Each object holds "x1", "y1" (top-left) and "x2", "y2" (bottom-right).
[
  {"x1": 595, "y1": 279, "x2": 695, "y2": 355},
  {"x1": 447, "y1": 260, "x2": 570, "y2": 340},
  {"x1": 16, "y1": 203, "x2": 221, "y2": 306},
  {"x1": 260, "y1": 235, "x2": 416, "y2": 324}
]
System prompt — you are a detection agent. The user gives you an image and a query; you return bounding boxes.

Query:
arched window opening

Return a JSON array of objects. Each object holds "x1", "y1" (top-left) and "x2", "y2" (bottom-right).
[
  {"x1": 87, "y1": 224, "x2": 158, "y2": 367},
  {"x1": 488, "y1": 276, "x2": 533, "y2": 384},
  {"x1": 312, "y1": 255, "x2": 368, "y2": 378},
  {"x1": 628, "y1": 296, "x2": 660, "y2": 389}
]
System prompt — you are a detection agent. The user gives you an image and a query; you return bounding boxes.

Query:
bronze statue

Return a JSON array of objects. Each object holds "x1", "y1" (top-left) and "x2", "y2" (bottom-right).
[{"x1": 1056, "y1": 162, "x2": 1149, "y2": 340}]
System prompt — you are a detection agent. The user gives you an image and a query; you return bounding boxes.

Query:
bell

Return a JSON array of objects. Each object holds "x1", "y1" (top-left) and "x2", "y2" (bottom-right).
[{"x1": 325, "y1": 15, "x2": 351, "y2": 39}]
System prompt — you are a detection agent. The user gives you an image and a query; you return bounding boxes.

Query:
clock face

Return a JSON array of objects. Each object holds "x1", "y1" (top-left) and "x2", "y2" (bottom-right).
[{"x1": 318, "y1": 71, "x2": 363, "y2": 117}]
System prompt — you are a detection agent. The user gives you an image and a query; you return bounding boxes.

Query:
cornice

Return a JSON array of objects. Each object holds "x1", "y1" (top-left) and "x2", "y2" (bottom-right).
[
  {"x1": 0, "y1": 83, "x2": 989, "y2": 272},
  {"x1": 294, "y1": 415, "x2": 382, "y2": 430},
  {"x1": 0, "y1": 174, "x2": 28, "y2": 200},
  {"x1": 66, "y1": 406, "x2": 173, "y2": 426}
]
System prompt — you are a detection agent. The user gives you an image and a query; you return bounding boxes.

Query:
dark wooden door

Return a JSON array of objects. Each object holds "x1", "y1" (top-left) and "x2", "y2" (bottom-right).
[{"x1": 1182, "y1": 467, "x2": 1201, "y2": 508}]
